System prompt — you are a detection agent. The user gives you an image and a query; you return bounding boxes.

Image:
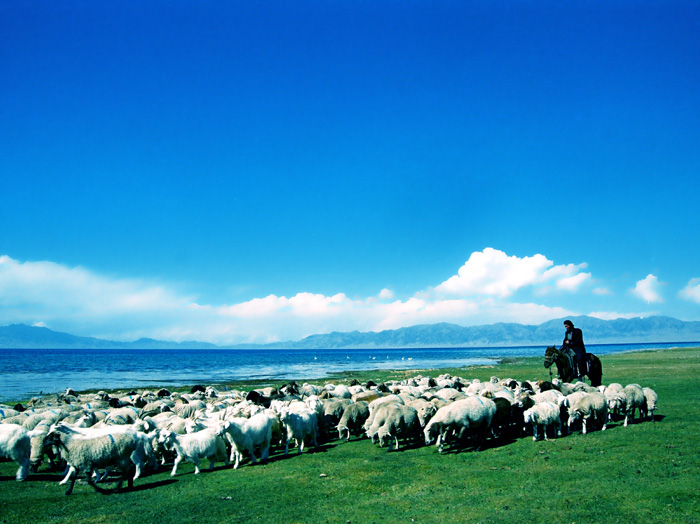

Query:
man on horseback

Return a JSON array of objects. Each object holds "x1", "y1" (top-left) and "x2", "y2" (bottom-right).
[{"x1": 562, "y1": 320, "x2": 586, "y2": 379}]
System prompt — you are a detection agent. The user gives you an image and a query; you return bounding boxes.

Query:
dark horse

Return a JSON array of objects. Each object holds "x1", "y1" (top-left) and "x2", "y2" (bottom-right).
[{"x1": 543, "y1": 346, "x2": 602, "y2": 387}]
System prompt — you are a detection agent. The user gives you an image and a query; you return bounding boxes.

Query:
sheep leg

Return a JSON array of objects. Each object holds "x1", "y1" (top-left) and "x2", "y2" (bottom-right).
[
  {"x1": 394, "y1": 435, "x2": 399, "y2": 451},
  {"x1": 171, "y1": 455, "x2": 182, "y2": 476},
  {"x1": 59, "y1": 465, "x2": 76, "y2": 485},
  {"x1": 64, "y1": 468, "x2": 78, "y2": 496},
  {"x1": 16, "y1": 458, "x2": 30, "y2": 481},
  {"x1": 85, "y1": 471, "x2": 110, "y2": 495},
  {"x1": 193, "y1": 457, "x2": 201, "y2": 474},
  {"x1": 298, "y1": 438, "x2": 304, "y2": 455}
]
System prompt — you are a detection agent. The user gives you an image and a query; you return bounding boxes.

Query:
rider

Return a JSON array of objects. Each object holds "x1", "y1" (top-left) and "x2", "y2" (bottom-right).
[{"x1": 562, "y1": 320, "x2": 586, "y2": 379}]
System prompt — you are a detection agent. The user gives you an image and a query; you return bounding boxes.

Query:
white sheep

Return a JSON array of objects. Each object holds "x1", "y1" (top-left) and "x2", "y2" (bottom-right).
[
  {"x1": 406, "y1": 398, "x2": 438, "y2": 429},
  {"x1": 523, "y1": 401, "x2": 561, "y2": 441},
  {"x1": 423, "y1": 396, "x2": 496, "y2": 453},
  {"x1": 46, "y1": 424, "x2": 152, "y2": 495},
  {"x1": 336, "y1": 401, "x2": 370, "y2": 441},
  {"x1": 279, "y1": 408, "x2": 318, "y2": 455},
  {"x1": 642, "y1": 387, "x2": 659, "y2": 421},
  {"x1": 623, "y1": 384, "x2": 647, "y2": 426},
  {"x1": 366, "y1": 402, "x2": 402, "y2": 443},
  {"x1": 0, "y1": 423, "x2": 43, "y2": 480},
  {"x1": 602, "y1": 385, "x2": 627, "y2": 422},
  {"x1": 0, "y1": 407, "x2": 21, "y2": 420},
  {"x1": 218, "y1": 413, "x2": 273, "y2": 469},
  {"x1": 158, "y1": 426, "x2": 226, "y2": 476},
  {"x1": 376, "y1": 404, "x2": 421, "y2": 450},
  {"x1": 567, "y1": 392, "x2": 608, "y2": 434},
  {"x1": 363, "y1": 395, "x2": 404, "y2": 435}
]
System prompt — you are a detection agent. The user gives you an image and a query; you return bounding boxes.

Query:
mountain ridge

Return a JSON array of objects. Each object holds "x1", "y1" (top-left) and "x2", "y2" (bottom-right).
[{"x1": 2, "y1": 316, "x2": 700, "y2": 349}]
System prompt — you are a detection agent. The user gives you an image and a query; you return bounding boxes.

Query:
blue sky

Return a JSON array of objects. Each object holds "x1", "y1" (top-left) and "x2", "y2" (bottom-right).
[{"x1": 2, "y1": 1, "x2": 700, "y2": 344}]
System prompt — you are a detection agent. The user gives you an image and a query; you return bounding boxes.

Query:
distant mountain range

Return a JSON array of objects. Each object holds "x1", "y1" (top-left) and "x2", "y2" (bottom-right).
[{"x1": 2, "y1": 316, "x2": 700, "y2": 350}]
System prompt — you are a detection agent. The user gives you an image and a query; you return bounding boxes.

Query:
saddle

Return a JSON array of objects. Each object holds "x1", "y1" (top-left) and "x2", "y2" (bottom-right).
[{"x1": 561, "y1": 347, "x2": 575, "y2": 372}]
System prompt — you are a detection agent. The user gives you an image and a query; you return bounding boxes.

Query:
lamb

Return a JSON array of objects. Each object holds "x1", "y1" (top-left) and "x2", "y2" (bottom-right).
[
  {"x1": 0, "y1": 423, "x2": 43, "y2": 480},
  {"x1": 406, "y1": 398, "x2": 438, "y2": 429},
  {"x1": 46, "y1": 424, "x2": 152, "y2": 495},
  {"x1": 567, "y1": 392, "x2": 608, "y2": 434},
  {"x1": 376, "y1": 404, "x2": 421, "y2": 450},
  {"x1": 158, "y1": 426, "x2": 226, "y2": 476},
  {"x1": 217, "y1": 413, "x2": 273, "y2": 469},
  {"x1": 623, "y1": 384, "x2": 647, "y2": 426},
  {"x1": 642, "y1": 387, "x2": 659, "y2": 421},
  {"x1": 523, "y1": 401, "x2": 561, "y2": 441},
  {"x1": 279, "y1": 408, "x2": 319, "y2": 455},
  {"x1": 423, "y1": 396, "x2": 496, "y2": 453},
  {"x1": 336, "y1": 401, "x2": 370, "y2": 441}
]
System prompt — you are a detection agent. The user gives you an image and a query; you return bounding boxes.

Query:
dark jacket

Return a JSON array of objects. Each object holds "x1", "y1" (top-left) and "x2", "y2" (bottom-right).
[{"x1": 563, "y1": 327, "x2": 586, "y2": 357}]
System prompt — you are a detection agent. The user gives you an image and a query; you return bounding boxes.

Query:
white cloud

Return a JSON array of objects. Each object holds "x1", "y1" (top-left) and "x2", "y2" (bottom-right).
[
  {"x1": 556, "y1": 272, "x2": 591, "y2": 291},
  {"x1": 378, "y1": 288, "x2": 394, "y2": 300},
  {"x1": 0, "y1": 252, "x2": 668, "y2": 345},
  {"x1": 435, "y1": 248, "x2": 588, "y2": 298},
  {"x1": 631, "y1": 274, "x2": 663, "y2": 303},
  {"x1": 592, "y1": 287, "x2": 612, "y2": 296},
  {"x1": 679, "y1": 278, "x2": 700, "y2": 304}
]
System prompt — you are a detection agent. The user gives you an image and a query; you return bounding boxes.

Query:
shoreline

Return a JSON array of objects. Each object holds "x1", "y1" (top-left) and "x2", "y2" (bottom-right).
[{"x1": 5, "y1": 345, "x2": 697, "y2": 405}]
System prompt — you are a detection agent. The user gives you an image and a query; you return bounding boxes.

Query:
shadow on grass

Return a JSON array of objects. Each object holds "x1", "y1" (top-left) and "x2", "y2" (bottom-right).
[{"x1": 119, "y1": 478, "x2": 178, "y2": 493}]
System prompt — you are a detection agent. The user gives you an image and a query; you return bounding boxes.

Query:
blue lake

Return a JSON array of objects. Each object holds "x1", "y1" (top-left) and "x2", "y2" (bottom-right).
[{"x1": 1, "y1": 342, "x2": 697, "y2": 402}]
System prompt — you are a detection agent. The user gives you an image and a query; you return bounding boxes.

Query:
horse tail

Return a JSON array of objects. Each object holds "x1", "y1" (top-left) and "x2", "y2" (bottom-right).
[{"x1": 587, "y1": 354, "x2": 603, "y2": 387}]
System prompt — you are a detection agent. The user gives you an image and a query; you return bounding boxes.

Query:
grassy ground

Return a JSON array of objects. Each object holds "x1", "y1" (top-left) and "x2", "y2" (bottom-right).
[{"x1": 1, "y1": 347, "x2": 698, "y2": 524}]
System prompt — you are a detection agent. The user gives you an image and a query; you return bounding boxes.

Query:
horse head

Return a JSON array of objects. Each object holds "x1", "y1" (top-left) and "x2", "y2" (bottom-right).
[{"x1": 543, "y1": 346, "x2": 558, "y2": 368}]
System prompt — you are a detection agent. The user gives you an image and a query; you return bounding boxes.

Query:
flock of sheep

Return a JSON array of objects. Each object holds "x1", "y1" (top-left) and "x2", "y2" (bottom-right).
[{"x1": 0, "y1": 373, "x2": 659, "y2": 495}]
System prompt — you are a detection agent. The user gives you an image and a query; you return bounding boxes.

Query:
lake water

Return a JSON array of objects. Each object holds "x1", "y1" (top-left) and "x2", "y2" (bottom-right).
[{"x1": 1, "y1": 342, "x2": 697, "y2": 402}]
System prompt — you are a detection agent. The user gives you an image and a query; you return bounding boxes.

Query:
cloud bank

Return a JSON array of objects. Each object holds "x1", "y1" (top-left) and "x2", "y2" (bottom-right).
[{"x1": 0, "y1": 250, "x2": 680, "y2": 345}]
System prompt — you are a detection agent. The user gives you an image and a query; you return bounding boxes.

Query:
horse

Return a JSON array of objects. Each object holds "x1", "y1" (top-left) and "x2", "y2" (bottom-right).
[{"x1": 543, "y1": 346, "x2": 602, "y2": 387}]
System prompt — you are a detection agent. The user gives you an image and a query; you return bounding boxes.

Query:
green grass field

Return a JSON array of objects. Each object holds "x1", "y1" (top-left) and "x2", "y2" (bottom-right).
[{"x1": 1, "y1": 347, "x2": 698, "y2": 524}]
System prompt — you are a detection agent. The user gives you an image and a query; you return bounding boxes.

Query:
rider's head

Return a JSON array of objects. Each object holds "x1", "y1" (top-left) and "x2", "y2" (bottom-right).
[{"x1": 563, "y1": 320, "x2": 574, "y2": 330}]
